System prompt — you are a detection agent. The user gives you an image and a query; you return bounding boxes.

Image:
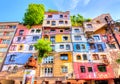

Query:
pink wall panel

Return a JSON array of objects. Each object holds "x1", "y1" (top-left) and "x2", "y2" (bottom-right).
[{"x1": 73, "y1": 62, "x2": 114, "y2": 80}]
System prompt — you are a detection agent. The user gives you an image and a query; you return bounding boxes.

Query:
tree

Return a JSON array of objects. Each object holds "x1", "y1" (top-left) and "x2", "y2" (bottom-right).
[
  {"x1": 71, "y1": 14, "x2": 91, "y2": 26},
  {"x1": 23, "y1": 4, "x2": 45, "y2": 28},
  {"x1": 34, "y1": 39, "x2": 52, "y2": 63},
  {"x1": 34, "y1": 39, "x2": 52, "y2": 76},
  {"x1": 71, "y1": 14, "x2": 85, "y2": 26}
]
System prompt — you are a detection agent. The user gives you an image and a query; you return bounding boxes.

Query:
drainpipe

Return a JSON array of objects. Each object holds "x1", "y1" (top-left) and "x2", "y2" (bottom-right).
[{"x1": 104, "y1": 16, "x2": 120, "y2": 49}]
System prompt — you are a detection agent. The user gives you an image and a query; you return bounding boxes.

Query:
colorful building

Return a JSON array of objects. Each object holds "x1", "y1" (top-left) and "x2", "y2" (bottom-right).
[
  {"x1": 0, "y1": 22, "x2": 19, "y2": 71},
  {"x1": 2, "y1": 24, "x2": 42, "y2": 73},
  {"x1": 0, "y1": 12, "x2": 120, "y2": 84}
]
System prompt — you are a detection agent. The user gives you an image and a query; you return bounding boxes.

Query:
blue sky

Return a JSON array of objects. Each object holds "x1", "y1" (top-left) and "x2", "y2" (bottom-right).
[{"x1": 0, "y1": 0, "x2": 120, "y2": 22}]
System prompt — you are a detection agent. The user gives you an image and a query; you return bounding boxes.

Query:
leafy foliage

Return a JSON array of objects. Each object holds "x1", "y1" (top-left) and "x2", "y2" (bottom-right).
[
  {"x1": 116, "y1": 59, "x2": 120, "y2": 63},
  {"x1": 34, "y1": 39, "x2": 52, "y2": 63},
  {"x1": 71, "y1": 14, "x2": 91, "y2": 26},
  {"x1": 23, "y1": 4, "x2": 45, "y2": 28}
]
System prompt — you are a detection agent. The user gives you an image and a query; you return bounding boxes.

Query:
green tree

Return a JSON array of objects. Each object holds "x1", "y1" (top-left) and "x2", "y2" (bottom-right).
[
  {"x1": 34, "y1": 39, "x2": 52, "y2": 76},
  {"x1": 23, "y1": 4, "x2": 45, "y2": 28},
  {"x1": 34, "y1": 39, "x2": 52, "y2": 63},
  {"x1": 71, "y1": 14, "x2": 91, "y2": 26},
  {"x1": 71, "y1": 14, "x2": 85, "y2": 26}
]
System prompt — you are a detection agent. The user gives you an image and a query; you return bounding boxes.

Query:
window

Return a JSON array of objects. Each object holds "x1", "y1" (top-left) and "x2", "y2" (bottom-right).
[
  {"x1": 19, "y1": 45, "x2": 23, "y2": 50},
  {"x1": 17, "y1": 37, "x2": 21, "y2": 42},
  {"x1": 33, "y1": 36, "x2": 39, "y2": 41},
  {"x1": 36, "y1": 29, "x2": 40, "y2": 33},
  {"x1": 97, "y1": 44, "x2": 103, "y2": 52},
  {"x1": 2, "y1": 40, "x2": 9, "y2": 44},
  {"x1": 90, "y1": 43, "x2": 96, "y2": 49},
  {"x1": 23, "y1": 37, "x2": 26, "y2": 40},
  {"x1": 92, "y1": 54, "x2": 99, "y2": 60},
  {"x1": 80, "y1": 66, "x2": 86, "y2": 73},
  {"x1": 52, "y1": 21, "x2": 56, "y2": 26},
  {"x1": 60, "y1": 45, "x2": 64, "y2": 49},
  {"x1": 76, "y1": 44, "x2": 80, "y2": 50},
  {"x1": 9, "y1": 25, "x2": 16, "y2": 28},
  {"x1": 101, "y1": 55, "x2": 107, "y2": 59},
  {"x1": 19, "y1": 30, "x2": 24, "y2": 35},
  {"x1": 63, "y1": 36, "x2": 68, "y2": 41},
  {"x1": 76, "y1": 55, "x2": 81, "y2": 60},
  {"x1": 47, "y1": 21, "x2": 50, "y2": 24},
  {"x1": 59, "y1": 21, "x2": 64, "y2": 24},
  {"x1": 83, "y1": 54, "x2": 87, "y2": 60},
  {"x1": 60, "y1": 54, "x2": 68, "y2": 60},
  {"x1": 10, "y1": 45, "x2": 17, "y2": 51},
  {"x1": 88, "y1": 67, "x2": 93, "y2": 72},
  {"x1": 60, "y1": 30, "x2": 63, "y2": 32},
  {"x1": 43, "y1": 56, "x2": 53, "y2": 64},
  {"x1": 65, "y1": 21, "x2": 68, "y2": 24},
  {"x1": 96, "y1": 20, "x2": 101, "y2": 24},
  {"x1": 48, "y1": 15, "x2": 52, "y2": 18},
  {"x1": 64, "y1": 15, "x2": 67, "y2": 18},
  {"x1": 44, "y1": 67, "x2": 53, "y2": 76},
  {"x1": 108, "y1": 44, "x2": 116, "y2": 49},
  {"x1": 74, "y1": 29, "x2": 80, "y2": 33},
  {"x1": 29, "y1": 45, "x2": 33, "y2": 50},
  {"x1": 66, "y1": 44, "x2": 70, "y2": 50},
  {"x1": 0, "y1": 25, "x2": 5, "y2": 28},
  {"x1": 81, "y1": 44, "x2": 86, "y2": 49},
  {"x1": 61, "y1": 66, "x2": 68, "y2": 73},
  {"x1": 97, "y1": 65, "x2": 107, "y2": 72},
  {"x1": 44, "y1": 35, "x2": 49, "y2": 40},
  {"x1": 102, "y1": 35, "x2": 107, "y2": 40},
  {"x1": 50, "y1": 36, "x2": 55, "y2": 43},
  {"x1": 65, "y1": 28, "x2": 70, "y2": 31},
  {"x1": 31, "y1": 29, "x2": 35, "y2": 33},
  {"x1": 9, "y1": 54, "x2": 16, "y2": 62},
  {"x1": 94, "y1": 36, "x2": 100, "y2": 41},
  {"x1": 74, "y1": 36, "x2": 81, "y2": 41},
  {"x1": 60, "y1": 15, "x2": 63, "y2": 18},
  {"x1": 51, "y1": 45, "x2": 55, "y2": 51},
  {"x1": 87, "y1": 24, "x2": 92, "y2": 28},
  {"x1": 50, "y1": 29, "x2": 55, "y2": 32}
]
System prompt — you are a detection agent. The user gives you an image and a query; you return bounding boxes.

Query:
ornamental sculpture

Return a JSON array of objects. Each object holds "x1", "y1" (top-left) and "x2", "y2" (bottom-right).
[{"x1": 24, "y1": 56, "x2": 37, "y2": 69}]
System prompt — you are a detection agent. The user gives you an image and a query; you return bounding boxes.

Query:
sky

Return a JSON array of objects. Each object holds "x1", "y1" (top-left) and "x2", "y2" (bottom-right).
[{"x1": 0, "y1": 0, "x2": 120, "y2": 22}]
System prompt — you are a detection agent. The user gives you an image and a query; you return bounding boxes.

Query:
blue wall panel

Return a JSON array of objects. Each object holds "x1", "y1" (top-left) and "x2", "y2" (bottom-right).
[{"x1": 4, "y1": 53, "x2": 32, "y2": 64}]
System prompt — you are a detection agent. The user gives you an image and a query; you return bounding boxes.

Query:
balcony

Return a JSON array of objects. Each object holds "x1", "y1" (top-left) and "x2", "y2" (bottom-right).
[
  {"x1": 41, "y1": 73, "x2": 53, "y2": 77},
  {"x1": 43, "y1": 20, "x2": 71, "y2": 27},
  {"x1": 0, "y1": 28, "x2": 15, "y2": 32},
  {"x1": 0, "y1": 36, "x2": 12, "y2": 39},
  {"x1": 0, "y1": 44, "x2": 8, "y2": 48}
]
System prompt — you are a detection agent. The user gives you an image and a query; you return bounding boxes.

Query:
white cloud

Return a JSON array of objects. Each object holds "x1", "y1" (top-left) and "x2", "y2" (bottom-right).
[
  {"x1": 84, "y1": 0, "x2": 91, "y2": 5},
  {"x1": 70, "y1": 0, "x2": 80, "y2": 9}
]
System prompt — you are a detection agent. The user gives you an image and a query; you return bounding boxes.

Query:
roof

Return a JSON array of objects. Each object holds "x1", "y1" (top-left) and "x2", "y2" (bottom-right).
[{"x1": 45, "y1": 11, "x2": 70, "y2": 15}]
